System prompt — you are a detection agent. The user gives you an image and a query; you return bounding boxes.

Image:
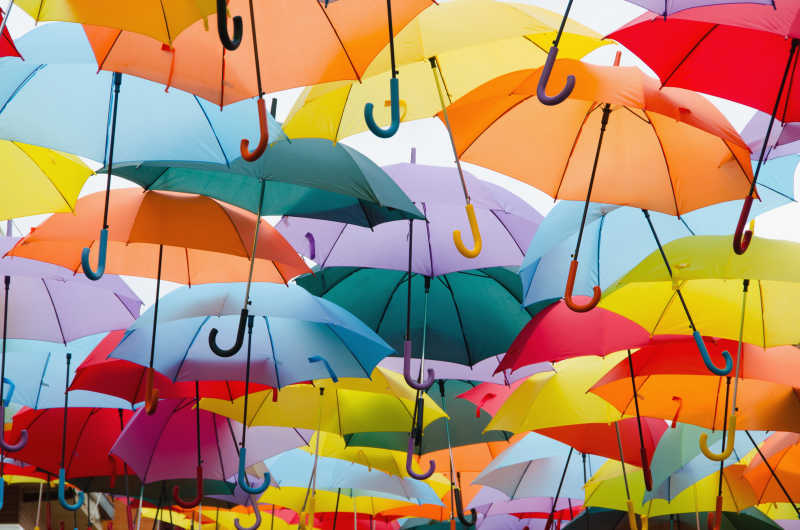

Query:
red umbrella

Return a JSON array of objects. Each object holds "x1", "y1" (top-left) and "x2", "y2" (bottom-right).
[
  {"x1": 70, "y1": 330, "x2": 273, "y2": 404},
  {"x1": 608, "y1": 1, "x2": 800, "y2": 255},
  {"x1": 0, "y1": 8, "x2": 20, "y2": 59},
  {"x1": 496, "y1": 300, "x2": 651, "y2": 374}
]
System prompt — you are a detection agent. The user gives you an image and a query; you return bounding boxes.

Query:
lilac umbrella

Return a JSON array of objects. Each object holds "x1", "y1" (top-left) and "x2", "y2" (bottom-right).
[
  {"x1": 468, "y1": 487, "x2": 580, "y2": 517},
  {"x1": 742, "y1": 111, "x2": 800, "y2": 160},
  {"x1": 627, "y1": 0, "x2": 773, "y2": 15},
  {"x1": 110, "y1": 398, "x2": 311, "y2": 505},
  {"x1": 378, "y1": 355, "x2": 551, "y2": 385},
  {"x1": 276, "y1": 159, "x2": 543, "y2": 276}
]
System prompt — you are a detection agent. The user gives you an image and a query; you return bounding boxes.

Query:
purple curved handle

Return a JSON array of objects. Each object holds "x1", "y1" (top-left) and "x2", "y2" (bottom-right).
[
  {"x1": 406, "y1": 433, "x2": 435, "y2": 480},
  {"x1": 0, "y1": 402, "x2": 27, "y2": 451},
  {"x1": 537, "y1": 46, "x2": 575, "y2": 106},
  {"x1": 403, "y1": 340, "x2": 434, "y2": 390},
  {"x1": 305, "y1": 233, "x2": 316, "y2": 260},
  {"x1": 234, "y1": 496, "x2": 261, "y2": 530}
]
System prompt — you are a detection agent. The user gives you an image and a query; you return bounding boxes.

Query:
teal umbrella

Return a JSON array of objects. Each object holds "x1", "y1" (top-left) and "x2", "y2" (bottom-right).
[
  {"x1": 111, "y1": 138, "x2": 423, "y2": 227},
  {"x1": 296, "y1": 267, "x2": 535, "y2": 368}
]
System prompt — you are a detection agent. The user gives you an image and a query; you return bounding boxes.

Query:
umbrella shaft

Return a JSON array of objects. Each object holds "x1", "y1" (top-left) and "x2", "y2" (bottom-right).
[
  {"x1": 103, "y1": 73, "x2": 123, "y2": 229},
  {"x1": 730, "y1": 280, "x2": 749, "y2": 410},
  {"x1": 553, "y1": 0, "x2": 574, "y2": 47},
  {"x1": 385, "y1": 0, "x2": 396, "y2": 77},
  {"x1": 241, "y1": 316, "x2": 254, "y2": 448},
  {"x1": 430, "y1": 57, "x2": 470, "y2": 202},
  {"x1": 149, "y1": 245, "x2": 164, "y2": 370},
  {"x1": 243, "y1": 179, "x2": 267, "y2": 309},
  {"x1": 0, "y1": 1, "x2": 14, "y2": 38},
  {"x1": 614, "y1": 421, "x2": 631, "y2": 500},
  {"x1": 0, "y1": 276, "x2": 8, "y2": 410},
  {"x1": 548, "y1": 447, "x2": 574, "y2": 525},
  {"x1": 716, "y1": 377, "x2": 731, "y2": 497},
  {"x1": 247, "y1": 0, "x2": 264, "y2": 96}
]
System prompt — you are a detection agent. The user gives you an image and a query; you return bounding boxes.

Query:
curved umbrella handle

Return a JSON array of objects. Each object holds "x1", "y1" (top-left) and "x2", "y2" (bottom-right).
[
  {"x1": 537, "y1": 46, "x2": 575, "y2": 106},
  {"x1": 234, "y1": 496, "x2": 261, "y2": 530},
  {"x1": 564, "y1": 259, "x2": 601, "y2": 312},
  {"x1": 403, "y1": 340, "x2": 434, "y2": 390},
  {"x1": 304, "y1": 232, "x2": 315, "y2": 260},
  {"x1": 209, "y1": 308, "x2": 248, "y2": 357},
  {"x1": 733, "y1": 196, "x2": 754, "y2": 255},
  {"x1": 626, "y1": 500, "x2": 639, "y2": 530},
  {"x1": 0, "y1": 402, "x2": 28, "y2": 451},
  {"x1": 364, "y1": 78, "x2": 400, "y2": 138},
  {"x1": 2, "y1": 377, "x2": 14, "y2": 407},
  {"x1": 453, "y1": 204, "x2": 482, "y2": 259},
  {"x1": 172, "y1": 465, "x2": 203, "y2": 508},
  {"x1": 144, "y1": 367, "x2": 159, "y2": 415},
  {"x1": 454, "y1": 487, "x2": 476, "y2": 526},
  {"x1": 216, "y1": 0, "x2": 242, "y2": 51},
  {"x1": 641, "y1": 447, "x2": 652, "y2": 491},
  {"x1": 308, "y1": 355, "x2": 338, "y2": 383},
  {"x1": 58, "y1": 468, "x2": 84, "y2": 511},
  {"x1": 671, "y1": 396, "x2": 683, "y2": 428},
  {"x1": 406, "y1": 433, "x2": 435, "y2": 480},
  {"x1": 475, "y1": 393, "x2": 496, "y2": 418},
  {"x1": 699, "y1": 416, "x2": 736, "y2": 462},
  {"x1": 693, "y1": 331, "x2": 732, "y2": 376},
  {"x1": 81, "y1": 228, "x2": 108, "y2": 281},
  {"x1": 241, "y1": 98, "x2": 269, "y2": 162},
  {"x1": 237, "y1": 447, "x2": 269, "y2": 494}
]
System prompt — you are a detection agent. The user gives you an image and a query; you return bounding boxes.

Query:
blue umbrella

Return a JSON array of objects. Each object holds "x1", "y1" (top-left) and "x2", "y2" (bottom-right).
[{"x1": 520, "y1": 157, "x2": 796, "y2": 312}]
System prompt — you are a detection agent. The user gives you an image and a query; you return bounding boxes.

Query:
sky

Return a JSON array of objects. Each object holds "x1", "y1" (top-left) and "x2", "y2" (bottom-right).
[{"x1": 0, "y1": 0, "x2": 795, "y2": 309}]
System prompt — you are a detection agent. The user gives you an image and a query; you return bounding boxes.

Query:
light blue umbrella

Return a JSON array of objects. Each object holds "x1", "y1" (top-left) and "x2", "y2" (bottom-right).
[
  {"x1": 265, "y1": 449, "x2": 444, "y2": 505},
  {"x1": 109, "y1": 282, "x2": 394, "y2": 388},
  {"x1": 520, "y1": 157, "x2": 796, "y2": 310}
]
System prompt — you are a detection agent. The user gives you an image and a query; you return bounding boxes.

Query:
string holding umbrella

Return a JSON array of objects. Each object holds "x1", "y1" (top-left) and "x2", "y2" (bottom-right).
[
  {"x1": 364, "y1": 0, "x2": 402, "y2": 138},
  {"x1": 402, "y1": 221, "x2": 434, "y2": 391},
  {"x1": 58, "y1": 352, "x2": 85, "y2": 512}
]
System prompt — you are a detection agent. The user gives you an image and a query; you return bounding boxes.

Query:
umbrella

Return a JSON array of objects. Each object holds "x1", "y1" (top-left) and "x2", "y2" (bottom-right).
[
  {"x1": 744, "y1": 432, "x2": 800, "y2": 512},
  {"x1": 742, "y1": 112, "x2": 800, "y2": 161},
  {"x1": 83, "y1": 0, "x2": 432, "y2": 106},
  {"x1": 608, "y1": 1, "x2": 800, "y2": 254},
  {"x1": 379, "y1": 354, "x2": 551, "y2": 385},
  {"x1": 442, "y1": 57, "x2": 752, "y2": 311},
  {"x1": 0, "y1": 7, "x2": 19, "y2": 59},
  {"x1": 517, "y1": 155, "x2": 794, "y2": 311},
  {"x1": 283, "y1": 0, "x2": 608, "y2": 142}
]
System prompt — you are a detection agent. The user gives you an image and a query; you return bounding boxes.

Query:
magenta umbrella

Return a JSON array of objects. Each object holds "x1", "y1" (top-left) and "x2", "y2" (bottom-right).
[{"x1": 110, "y1": 397, "x2": 310, "y2": 506}]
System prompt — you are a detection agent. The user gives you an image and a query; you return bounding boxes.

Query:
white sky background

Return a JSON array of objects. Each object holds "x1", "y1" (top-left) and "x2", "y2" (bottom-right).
[{"x1": 0, "y1": 0, "x2": 796, "y2": 309}]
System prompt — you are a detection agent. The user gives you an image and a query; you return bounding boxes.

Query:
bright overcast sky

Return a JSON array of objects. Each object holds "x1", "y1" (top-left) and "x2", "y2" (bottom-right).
[{"x1": 1, "y1": 0, "x2": 795, "y2": 308}]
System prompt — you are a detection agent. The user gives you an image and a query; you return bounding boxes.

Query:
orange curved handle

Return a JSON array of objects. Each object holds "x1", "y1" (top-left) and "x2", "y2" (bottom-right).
[
  {"x1": 453, "y1": 204, "x2": 482, "y2": 258},
  {"x1": 144, "y1": 367, "x2": 159, "y2": 415},
  {"x1": 476, "y1": 393, "x2": 496, "y2": 418},
  {"x1": 733, "y1": 196, "x2": 754, "y2": 254},
  {"x1": 564, "y1": 259, "x2": 601, "y2": 312},
  {"x1": 241, "y1": 98, "x2": 269, "y2": 162},
  {"x1": 671, "y1": 396, "x2": 682, "y2": 428}
]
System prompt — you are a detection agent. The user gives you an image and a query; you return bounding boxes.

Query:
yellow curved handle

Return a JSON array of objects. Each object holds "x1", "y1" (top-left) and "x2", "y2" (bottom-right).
[
  {"x1": 385, "y1": 98, "x2": 408, "y2": 121},
  {"x1": 641, "y1": 515, "x2": 648, "y2": 530},
  {"x1": 627, "y1": 500, "x2": 639, "y2": 530},
  {"x1": 453, "y1": 204, "x2": 482, "y2": 258},
  {"x1": 699, "y1": 416, "x2": 737, "y2": 461}
]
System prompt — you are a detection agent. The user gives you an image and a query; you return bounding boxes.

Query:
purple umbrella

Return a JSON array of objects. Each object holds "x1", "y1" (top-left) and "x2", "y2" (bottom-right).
[
  {"x1": 468, "y1": 487, "x2": 581, "y2": 518},
  {"x1": 378, "y1": 355, "x2": 551, "y2": 385},
  {"x1": 110, "y1": 397, "x2": 310, "y2": 505},
  {"x1": 276, "y1": 158, "x2": 542, "y2": 277},
  {"x1": 741, "y1": 110, "x2": 800, "y2": 160}
]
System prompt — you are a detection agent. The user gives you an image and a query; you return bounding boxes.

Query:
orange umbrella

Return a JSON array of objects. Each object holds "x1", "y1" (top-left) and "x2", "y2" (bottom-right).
[
  {"x1": 8, "y1": 188, "x2": 310, "y2": 418},
  {"x1": 441, "y1": 56, "x2": 753, "y2": 312},
  {"x1": 744, "y1": 432, "x2": 800, "y2": 516}
]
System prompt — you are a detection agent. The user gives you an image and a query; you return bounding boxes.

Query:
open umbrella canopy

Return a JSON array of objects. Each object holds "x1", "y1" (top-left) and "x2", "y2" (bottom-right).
[
  {"x1": 259, "y1": 486, "x2": 420, "y2": 516},
  {"x1": 744, "y1": 432, "x2": 800, "y2": 505},
  {"x1": 110, "y1": 139, "x2": 424, "y2": 227},
  {"x1": 110, "y1": 282, "x2": 395, "y2": 388},
  {"x1": 283, "y1": 0, "x2": 609, "y2": 142},
  {"x1": 742, "y1": 109, "x2": 800, "y2": 160}
]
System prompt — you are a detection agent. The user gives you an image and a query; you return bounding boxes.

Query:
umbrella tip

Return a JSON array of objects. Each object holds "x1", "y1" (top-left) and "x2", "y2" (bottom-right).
[
  {"x1": 613, "y1": 50, "x2": 622, "y2": 67},
  {"x1": 410, "y1": 147, "x2": 416, "y2": 164}
]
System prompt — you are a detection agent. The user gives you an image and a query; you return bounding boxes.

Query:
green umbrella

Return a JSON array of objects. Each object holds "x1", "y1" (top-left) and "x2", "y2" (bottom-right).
[
  {"x1": 296, "y1": 267, "x2": 535, "y2": 367},
  {"x1": 110, "y1": 138, "x2": 423, "y2": 227}
]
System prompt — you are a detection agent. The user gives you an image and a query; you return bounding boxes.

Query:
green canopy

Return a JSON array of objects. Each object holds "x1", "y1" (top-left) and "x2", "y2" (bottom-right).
[{"x1": 110, "y1": 138, "x2": 423, "y2": 227}]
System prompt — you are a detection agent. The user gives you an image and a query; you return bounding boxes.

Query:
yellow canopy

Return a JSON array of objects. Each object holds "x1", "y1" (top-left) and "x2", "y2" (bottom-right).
[
  {"x1": 601, "y1": 235, "x2": 800, "y2": 347},
  {"x1": 486, "y1": 353, "x2": 626, "y2": 433},
  {"x1": 283, "y1": 0, "x2": 609, "y2": 142},
  {"x1": 259, "y1": 487, "x2": 416, "y2": 515},
  {"x1": 585, "y1": 461, "x2": 758, "y2": 517},
  {"x1": 199, "y1": 368, "x2": 446, "y2": 435},
  {"x1": 203, "y1": 506, "x2": 300, "y2": 530}
]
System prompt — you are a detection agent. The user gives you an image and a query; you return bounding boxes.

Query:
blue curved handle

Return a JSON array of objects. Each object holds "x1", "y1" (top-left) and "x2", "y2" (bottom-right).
[
  {"x1": 2, "y1": 377, "x2": 14, "y2": 407},
  {"x1": 0, "y1": 402, "x2": 27, "y2": 452},
  {"x1": 234, "y1": 496, "x2": 261, "y2": 530},
  {"x1": 402, "y1": 340, "x2": 434, "y2": 391},
  {"x1": 693, "y1": 331, "x2": 732, "y2": 376},
  {"x1": 308, "y1": 356, "x2": 338, "y2": 383},
  {"x1": 537, "y1": 46, "x2": 575, "y2": 106},
  {"x1": 237, "y1": 447, "x2": 269, "y2": 494},
  {"x1": 406, "y1": 433, "x2": 435, "y2": 480},
  {"x1": 0, "y1": 477, "x2": 4, "y2": 511},
  {"x1": 58, "y1": 468, "x2": 84, "y2": 511},
  {"x1": 81, "y1": 228, "x2": 108, "y2": 281},
  {"x1": 364, "y1": 77, "x2": 400, "y2": 138}
]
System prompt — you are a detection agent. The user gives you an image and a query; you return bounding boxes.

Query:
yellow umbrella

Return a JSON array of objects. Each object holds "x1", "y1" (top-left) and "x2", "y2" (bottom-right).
[
  {"x1": 758, "y1": 503, "x2": 799, "y2": 520},
  {"x1": 283, "y1": 0, "x2": 609, "y2": 142},
  {"x1": 14, "y1": 0, "x2": 215, "y2": 43},
  {"x1": 584, "y1": 461, "x2": 758, "y2": 517},
  {"x1": 600, "y1": 235, "x2": 800, "y2": 348},
  {"x1": 0, "y1": 141, "x2": 92, "y2": 221},
  {"x1": 259, "y1": 487, "x2": 417, "y2": 516},
  {"x1": 485, "y1": 353, "x2": 626, "y2": 434},
  {"x1": 202, "y1": 506, "x2": 299, "y2": 530},
  {"x1": 199, "y1": 368, "x2": 447, "y2": 435}
]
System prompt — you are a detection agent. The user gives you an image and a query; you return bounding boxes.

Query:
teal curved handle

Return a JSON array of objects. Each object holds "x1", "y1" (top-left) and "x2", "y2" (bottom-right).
[
  {"x1": 308, "y1": 355, "x2": 338, "y2": 383},
  {"x1": 81, "y1": 228, "x2": 108, "y2": 281},
  {"x1": 693, "y1": 331, "x2": 732, "y2": 376},
  {"x1": 364, "y1": 78, "x2": 400, "y2": 138},
  {"x1": 237, "y1": 447, "x2": 269, "y2": 494},
  {"x1": 58, "y1": 468, "x2": 84, "y2": 511},
  {"x1": 0, "y1": 477, "x2": 4, "y2": 511},
  {"x1": 2, "y1": 377, "x2": 14, "y2": 407}
]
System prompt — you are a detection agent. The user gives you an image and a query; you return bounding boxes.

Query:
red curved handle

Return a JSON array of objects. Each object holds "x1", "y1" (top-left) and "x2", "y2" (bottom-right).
[
  {"x1": 564, "y1": 259, "x2": 600, "y2": 313},
  {"x1": 241, "y1": 98, "x2": 269, "y2": 162},
  {"x1": 172, "y1": 465, "x2": 203, "y2": 508},
  {"x1": 476, "y1": 393, "x2": 496, "y2": 418},
  {"x1": 671, "y1": 396, "x2": 682, "y2": 428},
  {"x1": 144, "y1": 368, "x2": 159, "y2": 415},
  {"x1": 733, "y1": 196, "x2": 754, "y2": 255}
]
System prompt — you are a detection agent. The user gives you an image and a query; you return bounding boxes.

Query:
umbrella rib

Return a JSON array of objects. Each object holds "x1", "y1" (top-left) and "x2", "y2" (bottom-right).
[
  {"x1": 191, "y1": 95, "x2": 230, "y2": 167},
  {"x1": 215, "y1": 201, "x2": 252, "y2": 258},
  {"x1": 324, "y1": 324, "x2": 371, "y2": 378},
  {"x1": 440, "y1": 275, "x2": 474, "y2": 366},
  {"x1": 212, "y1": 414, "x2": 227, "y2": 482},
  {"x1": 264, "y1": 315, "x2": 281, "y2": 389},
  {"x1": 312, "y1": 0, "x2": 361, "y2": 83},
  {"x1": 184, "y1": 248, "x2": 191, "y2": 287},
  {"x1": 422, "y1": 209, "x2": 435, "y2": 277},
  {"x1": 488, "y1": 209, "x2": 524, "y2": 256},
  {"x1": 319, "y1": 223, "x2": 349, "y2": 270},
  {"x1": 552, "y1": 103, "x2": 601, "y2": 200},
  {"x1": 0, "y1": 64, "x2": 45, "y2": 116},
  {"x1": 66, "y1": 410, "x2": 96, "y2": 478},
  {"x1": 641, "y1": 110, "x2": 680, "y2": 216},
  {"x1": 457, "y1": 93, "x2": 538, "y2": 159},
  {"x1": 140, "y1": 401, "x2": 178, "y2": 482},
  {"x1": 11, "y1": 141, "x2": 74, "y2": 211},
  {"x1": 333, "y1": 85, "x2": 354, "y2": 143},
  {"x1": 94, "y1": 30, "x2": 124, "y2": 73},
  {"x1": 158, "y1": 0, "x2": 172, "y2": 44},
  {"x1": 661, "y1": 25, "x2": 719, "y2": 87},
  {"x1": 40, "y1": 278, "x2": 67, "y2": 345},
  {"x1": 33, "y1": 351, "x2": 51, "y2": 409},
  {"x1": 374, "y1": 272, "x2": 410, "y2": 335},
  {"x1": 173, "y1": 315, "x2": 210, "y2": 382}
]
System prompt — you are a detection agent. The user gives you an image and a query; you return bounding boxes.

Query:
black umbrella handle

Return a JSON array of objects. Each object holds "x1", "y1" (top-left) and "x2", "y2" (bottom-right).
[
  {"x1": 216, "y1": 0, "x2": 242, "y2": 50},
  {"x1": 454, "y1": 484, "x2": 476, "y2": 526},
  {"x1": 209, "y1": 308, "x2": 248, "y2": 357}
]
